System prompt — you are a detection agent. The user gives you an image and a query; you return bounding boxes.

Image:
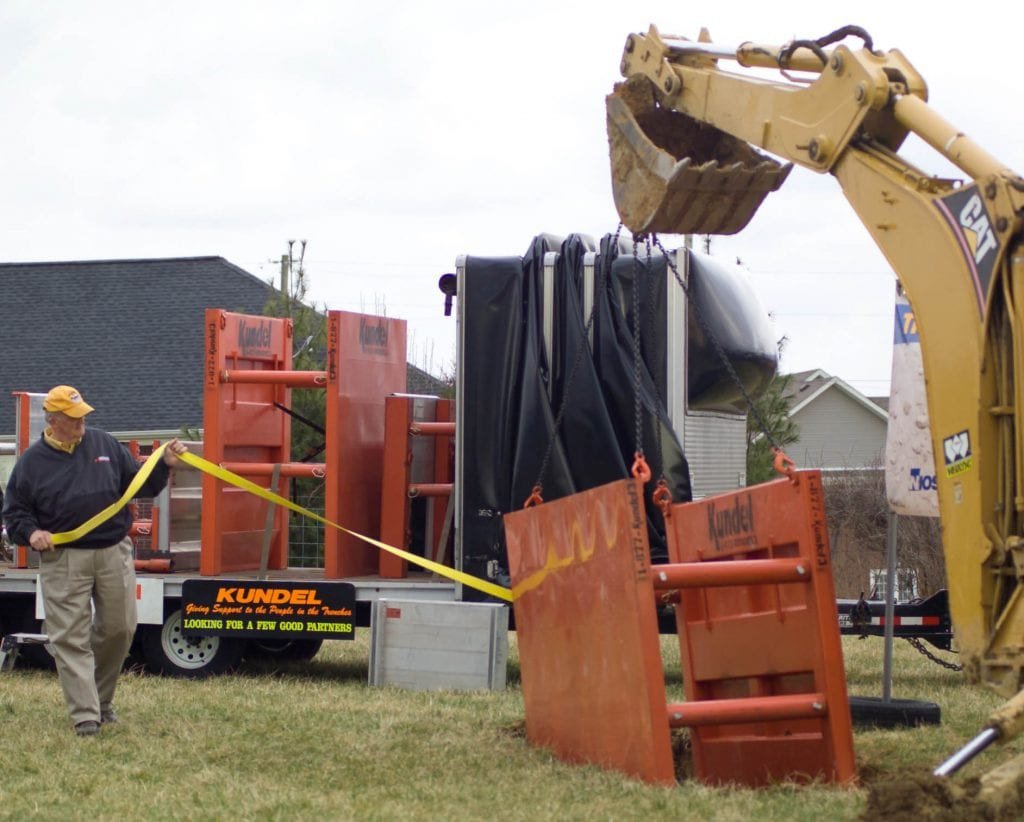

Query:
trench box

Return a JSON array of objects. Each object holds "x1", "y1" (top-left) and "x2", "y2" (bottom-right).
[{"x1": 368, "y1": 599, "x2": 509, "y2": 691}]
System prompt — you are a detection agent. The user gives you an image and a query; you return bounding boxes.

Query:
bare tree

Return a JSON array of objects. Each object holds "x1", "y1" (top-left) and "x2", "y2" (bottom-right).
[{"x1": 823, "y1": 468, "x2": 945, "y2": 599}]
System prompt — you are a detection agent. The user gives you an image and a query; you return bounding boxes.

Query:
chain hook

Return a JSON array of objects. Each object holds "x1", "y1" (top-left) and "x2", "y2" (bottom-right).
[
  {"x1": 523, "y1": 485, "x2": 544, "y2": 508},
  {"x1": 772, "y1": 447, "x2": 798, "y2": 482},
  {"x1": 631, "y1": 452, "x2": 652, "y2": 483},
  {"x1": 652, "y1": 478, "x2": 672, "y2": 517}
]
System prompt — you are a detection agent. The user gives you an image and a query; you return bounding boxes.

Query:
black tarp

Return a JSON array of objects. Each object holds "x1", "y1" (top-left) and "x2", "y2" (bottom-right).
[
  {"x1": 458, "y1": 233, "x2": 775, "y2": 598},
  {"x1": 458, "y1": 256, "x2": 527, "y2": 589},
  {"x1": 685, "y1": 253, "x2": 777, "y2": 411},
  {"x1": 597, "y1": 241, "x2": 692, "y2": 561}
]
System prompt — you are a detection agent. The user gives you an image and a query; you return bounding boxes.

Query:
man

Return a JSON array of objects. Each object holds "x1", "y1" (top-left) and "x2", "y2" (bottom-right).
[{"x1": 2, "y1": 385, "x2": 187, "y2": 736}]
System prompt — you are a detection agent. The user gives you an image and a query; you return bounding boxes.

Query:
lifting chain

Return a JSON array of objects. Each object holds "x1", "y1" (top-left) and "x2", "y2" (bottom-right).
[
  {"x1": 904, "y1": 636, "x2": 963, "y2": 672},
  {"x1": 529, "y1": 226, "x2": 622, "y2": 504},
  {"x1": 630, "y1": 235, "x2": 647, "y2": 480},
  {"x1": 652, "y1": 235, "x2": 788, "y2": 465},
  {"x1": 529, "y1": 225, "x2": 793, "y2": 506}
]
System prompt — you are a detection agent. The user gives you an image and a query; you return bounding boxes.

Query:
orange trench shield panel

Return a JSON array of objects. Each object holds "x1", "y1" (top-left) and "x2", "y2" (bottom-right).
[
  {"x1": 504, "y1": 478, "x2": 676, "y2": 785},
  {"x1": 504, "y1": 471, "x2": 856, "y2": 788},
  {"x1": 664, "y1": 470, "x2": 856, "y2": 786}
]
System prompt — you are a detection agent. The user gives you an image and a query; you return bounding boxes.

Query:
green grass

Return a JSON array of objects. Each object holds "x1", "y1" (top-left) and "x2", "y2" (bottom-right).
[{"x1": 0, "y1": 634, "x2": 1018, "y2": 821}]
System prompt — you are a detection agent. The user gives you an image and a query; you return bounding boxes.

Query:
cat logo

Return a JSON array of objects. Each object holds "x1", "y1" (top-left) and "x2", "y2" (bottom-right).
[
  {"x1": 942, "y1": 430, "x2": 973, "y2": 477},
  {"x1": 936, "y1": 186, "x2": 1000, "y2": 315},
  {"x1": 958, "y1": 193, "x2": 998, "y2": 265}
]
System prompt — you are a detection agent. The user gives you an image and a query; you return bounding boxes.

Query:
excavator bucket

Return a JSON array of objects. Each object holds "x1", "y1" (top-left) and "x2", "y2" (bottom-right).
[{"x1": 606, "y1": 78, "x2": 792, "y2": 235}]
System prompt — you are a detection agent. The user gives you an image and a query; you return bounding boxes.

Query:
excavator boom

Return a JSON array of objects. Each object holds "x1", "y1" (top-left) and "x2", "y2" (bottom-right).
[{"x1": 607, "y1": 20, "x2": 1024, "y2": 791}]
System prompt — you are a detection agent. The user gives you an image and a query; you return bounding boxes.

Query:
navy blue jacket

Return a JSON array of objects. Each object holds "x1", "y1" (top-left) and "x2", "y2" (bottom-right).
[{"x1": 2, "y1": 428, "x2": 171, "y2": 549}]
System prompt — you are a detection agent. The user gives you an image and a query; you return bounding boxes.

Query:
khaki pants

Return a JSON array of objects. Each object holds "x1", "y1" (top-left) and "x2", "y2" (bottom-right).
[{"x1": 38, "y1": 538, "x2": 137, "y2": 726}]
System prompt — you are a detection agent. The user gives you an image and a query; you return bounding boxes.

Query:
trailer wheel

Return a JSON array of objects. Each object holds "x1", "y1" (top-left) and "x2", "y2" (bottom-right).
[
  {"x1": 245, "y1": 638, "x2": 323, "y2": 661},
  {"x1": 139, "y1": 608, "x2": 243, "y2": 678},
  {"x1": 849, "y1": 695, "x2": 941, "y2": 728}
]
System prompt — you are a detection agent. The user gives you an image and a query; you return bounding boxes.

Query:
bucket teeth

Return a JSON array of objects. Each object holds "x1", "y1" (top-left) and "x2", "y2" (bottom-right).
[{"x1": 607, "y1": 81, "x2": 792, "y2": 235}]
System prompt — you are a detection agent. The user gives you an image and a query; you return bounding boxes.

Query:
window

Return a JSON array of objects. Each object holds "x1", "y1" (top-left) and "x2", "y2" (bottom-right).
[{"x1": 869, "y1": 567, "x2": 919, "y2": 601}]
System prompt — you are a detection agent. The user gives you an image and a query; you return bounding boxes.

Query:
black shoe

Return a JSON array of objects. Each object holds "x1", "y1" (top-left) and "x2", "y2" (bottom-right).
[
  {"x1": 100, "y1": 708, "x2": 118, "y2": 724},
  {"x1": 75, "y1": 720, "x2": 101, "y2": 737}
]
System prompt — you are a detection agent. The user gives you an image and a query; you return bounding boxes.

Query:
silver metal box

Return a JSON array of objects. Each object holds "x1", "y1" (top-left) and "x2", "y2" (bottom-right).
[{"x1": 369, "y1": 599, "x2": 508, "y2": 691}]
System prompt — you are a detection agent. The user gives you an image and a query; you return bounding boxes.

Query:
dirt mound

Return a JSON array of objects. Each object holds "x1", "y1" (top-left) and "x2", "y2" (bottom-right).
[{"x1": 861, "y1": 766, "x2": 1024, "y2": 821}]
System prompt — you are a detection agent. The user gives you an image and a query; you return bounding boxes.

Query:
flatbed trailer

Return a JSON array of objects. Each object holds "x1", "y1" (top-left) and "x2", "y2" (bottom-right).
[
  {"x1": 836, "y1": 590, "x2": 953, "y2": 651},
  {"x1": 0, "y1": 562, "x2": 456, "y2": 675},
  {"x1": 0, "y1": 308, "x2": 463, "y2": 677}
]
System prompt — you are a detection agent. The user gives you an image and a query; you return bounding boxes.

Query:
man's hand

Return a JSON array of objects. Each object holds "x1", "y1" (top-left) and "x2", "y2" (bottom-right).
[
  {"x1": 29, "y1": 529, "x2": 55, "y2": 552},
  {"x1": 162, "y1": 438, "x2": 188, "y2": 468}
]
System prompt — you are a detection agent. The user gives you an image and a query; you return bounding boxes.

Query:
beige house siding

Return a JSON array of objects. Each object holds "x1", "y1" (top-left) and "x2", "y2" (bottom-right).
[
  {"x1": 682, "y1": 412, "x2": 747, "y2": 498},
  {"x1": 790, "y1": 388, "x2": 886, "y2": 469}
]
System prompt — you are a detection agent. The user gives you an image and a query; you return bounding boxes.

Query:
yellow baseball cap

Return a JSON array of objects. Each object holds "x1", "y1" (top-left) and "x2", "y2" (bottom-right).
[{"x1": 43, "y1": 385, "x2": 95, "y2": 418}]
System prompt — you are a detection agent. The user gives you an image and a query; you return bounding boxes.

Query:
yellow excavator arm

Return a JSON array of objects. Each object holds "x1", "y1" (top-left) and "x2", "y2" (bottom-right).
[{"x1": 607, "y1": 21, "x2": 1024, "y2": 769}]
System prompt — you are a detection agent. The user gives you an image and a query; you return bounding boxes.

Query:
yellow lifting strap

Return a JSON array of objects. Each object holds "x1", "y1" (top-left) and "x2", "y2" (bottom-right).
[{"x1": 51, "y1": 444, "x2": 513, "y2": 603}]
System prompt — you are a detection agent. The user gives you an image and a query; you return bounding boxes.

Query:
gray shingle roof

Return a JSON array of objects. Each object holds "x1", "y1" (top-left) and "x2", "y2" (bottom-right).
[
  {"x1": 781, "y1": 368, "x2": 888, "y2": 421},
  {"x1": 407, "y1": 364, "x2": 451, "y2": 397},
  {"x1": 0, "y1": 257, "x2": 276, "y2": 434}
]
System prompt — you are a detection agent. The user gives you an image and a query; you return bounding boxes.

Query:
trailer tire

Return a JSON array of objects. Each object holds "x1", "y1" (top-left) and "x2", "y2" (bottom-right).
[
  {"x1": 139, "y1": 608, "x2": 243, "y2": 678},
  {"x1": 849, "y1": 695, "x2": 941, "y2": 728},
  {"x1": 245, "y1": 638, "x2": 323, "y2": 662}
]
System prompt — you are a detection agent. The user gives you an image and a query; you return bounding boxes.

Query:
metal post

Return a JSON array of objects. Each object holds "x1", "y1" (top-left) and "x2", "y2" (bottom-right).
[
  {"x1": 882, "y1": 511, "x2": 898, "y2": 702},
  {"x1": 258, "y1": 463, "x2": 282, "y2": 581}
]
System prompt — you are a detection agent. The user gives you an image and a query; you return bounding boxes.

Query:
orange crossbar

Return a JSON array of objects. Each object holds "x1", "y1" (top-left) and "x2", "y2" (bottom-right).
[
  {"x1": 667, "y1": 693, "x2": 827, "y2": 727},
  {"x1": 128, "y1": 519, "x2": 153, "y2": 537},
  {"x1": 409, "y1": 421, "x2": 455, "y2": 436},
  {"x1": 652, "y1": 557, "x2": 809, "y2": 588},
  {"x1": 408, "y1": 483, "x2": 451, "y2": 498},
  {"x1": 220, "y1": 462, "x2": 326, "y2": 478},
  {"x1": 220, "y1": 369, "x2": 327, "y2": 387}
]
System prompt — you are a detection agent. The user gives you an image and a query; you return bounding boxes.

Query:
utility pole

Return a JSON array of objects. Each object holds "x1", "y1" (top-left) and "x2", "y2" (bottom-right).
[{"x1": 281, "y1": 239, "x2": 308, "y2": 299}]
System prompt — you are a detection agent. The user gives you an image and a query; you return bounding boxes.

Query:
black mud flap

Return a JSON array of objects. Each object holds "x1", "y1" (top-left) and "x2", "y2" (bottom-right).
[{"x1": 849, "y1": 695, "x2": 942, "y2": 728}]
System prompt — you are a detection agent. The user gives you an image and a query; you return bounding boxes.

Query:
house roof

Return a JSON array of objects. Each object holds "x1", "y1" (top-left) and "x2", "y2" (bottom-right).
[
  {"x1": 407, "y1": 365, "x2": 451, "y2": 396},
  {"x1": 782, "y1": 368, "x2": 889, "y2": 421},
  {"x1": 1, "y1": 257, "x2": 279, "y2": 434},
  {"x1": 1, "y1": 256, "x2": 451, "y2": 438}
]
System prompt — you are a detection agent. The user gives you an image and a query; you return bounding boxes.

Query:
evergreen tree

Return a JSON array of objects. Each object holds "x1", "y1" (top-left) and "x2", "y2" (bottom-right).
[
  {"x1": 745, "y1": 373, "x2": 799, "y2": 485},
  {"x1": 261, "y1": 246, "x2": 328, "y2": 565}
]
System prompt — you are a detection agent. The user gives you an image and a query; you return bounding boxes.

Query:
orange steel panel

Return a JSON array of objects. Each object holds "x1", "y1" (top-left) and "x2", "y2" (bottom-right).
[
  {"x1": 379, "y1": 396, "x2": 413, "y2": 578},
  {"x1": 504, "y1": 479, "x2": 675, "y2": 786},
  {"x1": 201, "y1": 309, "x2": 292, "y2": 576},
  {"x1": 324, "y1": 312, "x2": 407, "y2": 579},
  {"x1": 12, "y1": 392, "x2": 35, "y2": 568},
  {"x1": 685, "y1": 609, "x2": 817, "y2": 681},
  {"x1": 664, "y1": 471, "x2": 856, "y2": 787}
]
